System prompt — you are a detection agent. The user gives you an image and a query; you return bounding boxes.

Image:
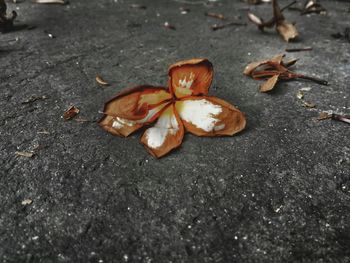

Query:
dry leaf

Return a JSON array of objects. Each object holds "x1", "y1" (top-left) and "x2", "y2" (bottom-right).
[
  {"x1": 63, "y1": 106, "x2": 80, "y2": 120},
  {"x1": 99, "y1": 59, "x2": 246, "y2": 158},
  {"x1": 0, "y1": 0, "x2": 17, "y2": 33},
  {"x1": 276, "y1": 21, "x2": 298, "y2": 42},
  {"x1": 248, "y1": 0, "x2": 298, "y2": 42},
  {"x1": 244, "y1": 54, "x2": 328, "y2": 92},
  {"x1": 15, "y1": 151, "x2": 34, "y2": 158},
  {"x1": 96, "y1": 75, "x2": 109, "y2": 86}
]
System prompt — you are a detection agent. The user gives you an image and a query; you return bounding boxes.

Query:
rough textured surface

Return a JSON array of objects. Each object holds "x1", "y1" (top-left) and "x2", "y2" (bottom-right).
[{"x1": 1, "y1": 0, "x2": 350, "y2": 262}]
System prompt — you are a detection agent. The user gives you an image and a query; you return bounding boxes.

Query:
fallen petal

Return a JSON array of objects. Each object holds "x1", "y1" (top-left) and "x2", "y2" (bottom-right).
[
  {"x1": 276, "y1": 21, "x2": 298, "y2": 42},
  {"x1": 169, "y1": 58, "x2": 213, "y2": 98},
  {"x1": 141, "y1": 104, "x2": 184, "y2": 158},
  {"x1": 259, "y1": 74, "x2": 279, "y2": 92},
  {"x1": 176, "y1": 96, "x2": 246, "y2": 136}
]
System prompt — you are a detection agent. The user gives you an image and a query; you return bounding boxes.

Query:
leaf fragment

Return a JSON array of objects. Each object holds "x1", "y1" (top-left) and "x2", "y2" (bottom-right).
[
  {"x1": 96, "y1": 75, "x2": 109, "y2": 86},
  {"x1": 15, "y1": 151, "x2": 34, "y2": 158},
  {"x1": 63, "y1": 106, "x2": 80, "y2": 120}
]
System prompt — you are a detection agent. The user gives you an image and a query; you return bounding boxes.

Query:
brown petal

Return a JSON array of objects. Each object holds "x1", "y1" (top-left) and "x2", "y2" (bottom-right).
[
  {"x1": 99, "y1": 86, "x2": 172, "y2": 137},
  {"x1": 243, "y1": 60, "x2": 269, "y2": 76},
  {"x1": 276, "y1": 21, "x2": 298, "y2": 42},
  {"x1": 259, "y1": 74, "x2": 279, "y2": 92},
  {"x1": 175, "y1": 96, "x2": 246, "y2": 137},
  {"x1": 141, "y1": 104, "x2": 184, "y2": 158},
  {"x1": 168, "y1": 58, "x2": 213, "y2": 98}
]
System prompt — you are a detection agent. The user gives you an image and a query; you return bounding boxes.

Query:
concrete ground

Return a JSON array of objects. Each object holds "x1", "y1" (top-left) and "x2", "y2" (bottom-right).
[{"x1": 1, "y1": 0, "x2": 349, "y2": 262}]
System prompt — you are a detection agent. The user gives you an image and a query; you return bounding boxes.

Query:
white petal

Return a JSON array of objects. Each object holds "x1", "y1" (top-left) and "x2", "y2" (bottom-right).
[
  {"x1": 145, "y1": 109, "x2": 179, "y2": 149},
  {"x1": 177, "y1": 99, "x2": 222, "y2": 132}
]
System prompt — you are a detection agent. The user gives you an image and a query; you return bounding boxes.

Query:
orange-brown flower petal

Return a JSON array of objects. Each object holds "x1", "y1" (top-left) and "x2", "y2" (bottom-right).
[
  {"x1": 175, "y1": 96, "x2": 246, "y2": 136},
  {"x1": 259, "y1": 74, "x2": 279, "y2": 92},
  {"x1": 169, "y1": 58, "x2": 213, "y2": 98},
  {"x1": 99, "y1": 85, "x2": 172, "y2": 137},
  {"x1": 141, "y1": 104, "x2": 184, "y2": 158}
]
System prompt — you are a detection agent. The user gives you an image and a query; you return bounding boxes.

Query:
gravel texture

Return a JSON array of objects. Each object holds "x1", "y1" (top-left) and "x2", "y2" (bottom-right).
[{"x1": 1, "y1": 0, "x2": 350, "y2": 262}]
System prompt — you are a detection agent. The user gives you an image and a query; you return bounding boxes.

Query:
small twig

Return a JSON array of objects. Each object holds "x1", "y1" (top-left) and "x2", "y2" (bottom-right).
[
  {"x1": 332, "y1": 114, "x2": 350, "y2": 124},
  {"x1": 211, "y1": 21, "x2": 246, "y2": 31},
  {"x1": 285, "y1": 47, "x2": 312, "y2": 52},
  {"x1": 205, "y1": 12, "x2": 227, "y2": 20},
  {"x1": 295, "y1": 74, "x2": 328, "y2": 85}
]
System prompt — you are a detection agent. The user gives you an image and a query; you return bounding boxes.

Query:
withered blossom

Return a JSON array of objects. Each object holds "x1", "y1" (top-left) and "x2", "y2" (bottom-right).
[
  {"x1": 301, "y1": 0, "x2": 327, "y2": 15},
  {"x1": 99, "y1": 59, "x2": 246, "y2": 158},
  {"x1": 63, "y1": 105, "x2": 80, "y2": 120},
  {"x1": 244, "y1": 54, "x2": 328, "y2": 92},
  {"x1": 248, "y1": 0, "x2": 298, "y2": 42},
  {"x1": 0, "y1": 0, "x2": 17, "y2": 33}
]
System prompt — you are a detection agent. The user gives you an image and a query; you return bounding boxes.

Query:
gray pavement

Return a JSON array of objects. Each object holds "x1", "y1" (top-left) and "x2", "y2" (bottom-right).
[{"x1": 0, "y1": 0, "x2": 350, "y2": 262}]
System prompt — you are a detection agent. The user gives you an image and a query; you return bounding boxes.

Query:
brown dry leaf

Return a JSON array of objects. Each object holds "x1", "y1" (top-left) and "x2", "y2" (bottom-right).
[
  {"x1": 244, "y1": 54, "x2": 328, "y2": 92},
  {"x1": 15, "y1": 151, "x2": 34, "y2": 158},
  {"x1": 0, "y1": 0, "x2": 17, "y2": 33},
  {"x1": 248, "y1": 0, "x2": 298, "y2": 42},
  {"x1": 63, "y1": 106, "x2": 80, "y2": 120},
  {"x1": 96, "y1": 75, "x2": 109, "y2": 86},
  {"x1": 260, "y1": 74, "x2": 279, "y2": 92},
  {"x1": 276, "y1": 21, "x2": 298, "y2": 42}
]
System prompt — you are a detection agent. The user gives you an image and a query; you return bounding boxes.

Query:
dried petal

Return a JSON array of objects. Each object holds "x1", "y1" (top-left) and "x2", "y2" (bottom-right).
[
  {"x1": 96, "y1": 75, "x2": 109, "y2": 86},
  {"x1": 63, "y1": 106, "x2": 80, "y2": 120},
  {"x1": 99, "y1": 86, "x2": 172, "y2": 137},
  {"x1": 260, "y1": 75, "x2": 279, "y2": 92},
  {"x1": 175, "y1": 96, "x2": 246, "y2": 136},
  {"x1": 247, "y1": 13, "x2": 263, "y2": 26},
  {"x1": 169, "y1": 59, "x2": 213, "y2": 98},
  {"x1": 141, "y1": 105, "x2": 184, "y2": 158},
  {"x1": 15, "y1": 151, "x2": 34, "y2": 158},
  {"x1": 276, "y1": 21, "x2": 298, "y2": 42}
]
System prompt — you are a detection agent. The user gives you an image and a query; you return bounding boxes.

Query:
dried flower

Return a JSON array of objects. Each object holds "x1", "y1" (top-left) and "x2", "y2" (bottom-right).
[
  {"x1": 0, "y1": 0, "x2": 17, "y2": 33},
  {"x1": 99, "y1": 59, "x2": 246, "y2": 158},
  {"x1": 248, "y1": 0, "x2": 298, "y2": 42},
  {"x1": 244, "y1": 54, "x2": 328, "y2": 92},
  {"x1": 63, "y1": 105, "x2": 80, "y2": 120}
]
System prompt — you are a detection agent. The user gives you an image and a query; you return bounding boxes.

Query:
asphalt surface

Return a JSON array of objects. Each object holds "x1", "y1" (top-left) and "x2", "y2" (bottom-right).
[{"x1": 0, "y1": 0, "x2": 350, "y2": 262}]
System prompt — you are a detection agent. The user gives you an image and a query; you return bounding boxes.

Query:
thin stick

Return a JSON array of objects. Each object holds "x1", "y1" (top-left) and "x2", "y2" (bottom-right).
[
  {"x1": 211, "y1": 21, "x2": 246, "y2": 31},
  {"x1": 285, "y1": 47, "x2": 313, "y2": 52},
  {"x1": 296, "y1": 74, "x2": 328, "y2": 85}
]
